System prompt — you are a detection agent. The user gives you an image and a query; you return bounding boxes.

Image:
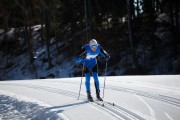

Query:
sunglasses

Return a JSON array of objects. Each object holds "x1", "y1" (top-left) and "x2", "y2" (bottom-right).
[{"x1": 91, "y1": 45, "x2": 97, "y2": 48}]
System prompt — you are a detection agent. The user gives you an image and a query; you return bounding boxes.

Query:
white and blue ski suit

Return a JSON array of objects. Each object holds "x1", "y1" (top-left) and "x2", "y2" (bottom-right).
[{"x1": 75, "y1": 44, "x2": 110, "y2": 93}]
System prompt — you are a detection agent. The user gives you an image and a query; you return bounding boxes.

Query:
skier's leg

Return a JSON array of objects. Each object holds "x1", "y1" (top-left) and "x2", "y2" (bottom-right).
[
  {"x1": 85, "y1": 73, "x2": 93, "y2": 101},
  {"x1": 84, "y1": 67, "x2": 93, "y2": 101},
  {"x1": 92, "y1": 65, "x2": 103, "y2": 101},
  {"x1": 85, "y1": 73, "x2": 91, "y2": 92},
  {"x1": 92, "y1": 65, "x2": 100, "y2": 92},
  {"x1": 92, "y1": 72, "x2": 100, "y2": 92},
  {"x1": 92, "y1": 72, "x2": 103, "y2": 101}
]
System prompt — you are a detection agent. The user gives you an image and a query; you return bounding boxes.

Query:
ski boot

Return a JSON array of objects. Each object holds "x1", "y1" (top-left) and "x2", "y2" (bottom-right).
[
  {"x1": 96, "y1": 92, "x2": 103, "y2": 101},
  {"x1": 87, "y1": 92, "x2": 94, "y2": 102}
]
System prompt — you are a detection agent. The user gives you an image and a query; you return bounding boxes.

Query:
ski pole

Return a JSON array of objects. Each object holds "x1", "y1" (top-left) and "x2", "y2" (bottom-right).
[
  {"x1": 102, "y1": 60, "x2": 108, "y2": 98},
  {"x1": 77, "y1": 64, "x2": 84, "y2": 100}
]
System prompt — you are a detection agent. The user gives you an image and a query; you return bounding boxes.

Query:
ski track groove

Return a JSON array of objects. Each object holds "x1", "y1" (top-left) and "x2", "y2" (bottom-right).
[
  {"x1": 42, "y1": 80, "x2": 180, "y2": 108},
  {"x1": 94, "y1": 101, "x2": 146, "y2": 120},
  {"x1": 0, "y1": 83, "x2": 145, "y2": 120},
  {"x1": 105, "y1": 85, "x2": 180, "y2": 108},
  {"x1": 103, "y1": 101, "x2": 145, "y2": 120}
]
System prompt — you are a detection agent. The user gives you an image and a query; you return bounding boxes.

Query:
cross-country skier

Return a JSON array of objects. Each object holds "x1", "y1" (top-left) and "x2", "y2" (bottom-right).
[{"x1": 74, "y1": 39, "x2": 110, "y2": 102}]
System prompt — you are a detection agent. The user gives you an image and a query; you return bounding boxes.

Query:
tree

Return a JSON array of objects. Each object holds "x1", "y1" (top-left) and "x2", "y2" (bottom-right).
[
  {"x1": 40, "y1": 0, "x2": 45, "y2": 46},
  {"x1": 85, "y1": 0, "x2": 91, "y2": 40},
  {"x1": 45, "y1": 0, "x2": 52, "y2": 68},
  {"x1": 174, "y1": 1, "x2": 179, "y2": 35},
  {"x1": 21, "y1": 0, "x2": 34, "y2": 63},
  {"x1": 127, "y1": 0, "x2": 141, "y2": 70}
]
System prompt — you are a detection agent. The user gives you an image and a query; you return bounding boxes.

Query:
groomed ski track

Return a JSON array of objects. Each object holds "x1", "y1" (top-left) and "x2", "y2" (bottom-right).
[{"x1": 0, "y1": 75, "x2": 180, "y2": 120}]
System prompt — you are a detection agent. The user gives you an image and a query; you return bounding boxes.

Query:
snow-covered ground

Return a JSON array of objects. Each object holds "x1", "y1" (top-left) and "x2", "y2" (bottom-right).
[{"x1": 0, "y1": 75, "x2": 180, "y2": 120}]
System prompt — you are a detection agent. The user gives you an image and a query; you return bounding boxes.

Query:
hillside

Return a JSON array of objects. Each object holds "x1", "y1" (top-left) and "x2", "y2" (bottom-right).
[{"x1": 0, "y1": 12, "x2": 180, "y2": 80}]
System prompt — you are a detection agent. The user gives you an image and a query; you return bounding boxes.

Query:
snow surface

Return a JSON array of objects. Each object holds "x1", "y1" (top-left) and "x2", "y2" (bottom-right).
[
  {"x1": 0, "y1": 75, "x2": 180, "y2": 120},
  {"x1": 0, "y1": 91, "x2": 66, "y2": 120}
]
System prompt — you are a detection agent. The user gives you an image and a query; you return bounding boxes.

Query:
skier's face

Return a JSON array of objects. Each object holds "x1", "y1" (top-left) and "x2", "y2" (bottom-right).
[{"x1": 90, "y1": 45, "x2": 97, "y2": 52}]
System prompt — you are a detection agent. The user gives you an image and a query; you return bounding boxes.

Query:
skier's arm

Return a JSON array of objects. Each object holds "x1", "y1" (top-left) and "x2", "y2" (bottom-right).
[
  {"x1": 100, "y1": 46, "x2": 110, "y2": 60},
  {"x1": 77, "y1": 47, "x2": 86, "y2": 58},
  {"x1": 74, "y1": 47, "x2": 86, "y2": 62}
]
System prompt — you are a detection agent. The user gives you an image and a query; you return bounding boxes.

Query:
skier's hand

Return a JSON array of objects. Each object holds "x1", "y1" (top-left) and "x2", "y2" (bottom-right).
[
  {"x1": 81, "y1": 54, "x2": 86, "y2": 59},
  {"x1": 105, "y1": 54, "x2": 110, "y2": 61},
  {"x1": 74, "y1": 56, "x2": 83, "y2": 62}
]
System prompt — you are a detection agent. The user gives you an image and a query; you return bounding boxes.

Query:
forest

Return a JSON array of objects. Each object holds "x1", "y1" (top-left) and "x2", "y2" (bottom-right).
[{"x1": 0, "y1": 0, "x2": 179, "y2": 80}]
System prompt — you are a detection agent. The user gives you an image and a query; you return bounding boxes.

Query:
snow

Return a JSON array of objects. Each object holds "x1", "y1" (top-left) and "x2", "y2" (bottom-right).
[
  {"x1": 33, "y1": 47, "x2": 46, "y2": 59},
  {"x1": 0, "y1": 75, "x2": 180, "y2": 120},
  {"x1": 0, "y1": 90, "x2": 67, "y2": 120},
  {"x1": 0, "y1": 28, "x2": 15, "y2": 42},
  {"x1": 155, "y1": 13, "x2": 170, "y2": 23},
  {"x1": 32, "y1": 25, "x2": 43, "y2": 32},
  {"x1": 0, "y1": 29, "x2": 5, "y2": 34}
]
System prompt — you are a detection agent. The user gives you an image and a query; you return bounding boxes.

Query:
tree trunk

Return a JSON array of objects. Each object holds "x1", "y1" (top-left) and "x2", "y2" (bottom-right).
[
  {"x1": 127, "y1": 0, "x2": 141, "y2": 71},
  {"x1": 45, "y1": 0, "x2": 52, "y2": 69},
  {"x1": 4, "y1": 14, "x2": 9, "y2": 67},
  {"x1": 88, "y1": 0, "x2": 93, "y2": 38},
  {"x1": 127, "y1": 0, "x2": 134, "y2": 52},
  {"x1": 130, "y1": 0, "x2": 135, "y2": 19},
  {"x1": 29, "y1": 1, "x2": 35, "y2": 63},
  {"x1": 40, "y1": 0, "x2": 45, "y2": 46},
  {"x1": 21, "y1": 0, "x2": 34, "y2": 63},
  {"x1": 84, "y1": 0, "x2": 92, "y2": 40},
  {"x1": 143, "y1": 0, "x2": 154, "y2": 15},
  {"x1": 84, "y1": 0, "x2": 89, "y2": 41},
  {"x1": 175, "y1": 1, "x2": 179, "y2": 35},
  {"x1": 169, "y1": 2, "x2": 175, "y2": 34},
  {"x1": 53, "y1": 0, "x2": 58, "y2": 50}
]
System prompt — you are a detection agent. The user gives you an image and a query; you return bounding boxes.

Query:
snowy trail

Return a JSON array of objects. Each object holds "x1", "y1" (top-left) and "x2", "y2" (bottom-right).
[
  {"x1": 0, "y1": 75, "x2": 180, "y2": 120},
  {"x1": 0, "y1": 90, "x2": 66, "y2": 120},
  {"x1": 0, "y1": 83, "x2": 143, "y2": 120}
]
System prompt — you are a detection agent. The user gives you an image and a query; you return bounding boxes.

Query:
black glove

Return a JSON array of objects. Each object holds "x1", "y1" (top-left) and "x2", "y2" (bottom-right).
[
  {"x1": 81, "y1": 54, "x2": 86, "y2": 59},
  {"x1": 105, "y1": 54, "x2": 110, "y2": 60}
]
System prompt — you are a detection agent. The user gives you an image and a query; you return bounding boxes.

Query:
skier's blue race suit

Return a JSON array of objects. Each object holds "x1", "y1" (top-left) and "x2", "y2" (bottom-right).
[{"x1": 75, "y1": 44, "x2": 110, "y2": 93}]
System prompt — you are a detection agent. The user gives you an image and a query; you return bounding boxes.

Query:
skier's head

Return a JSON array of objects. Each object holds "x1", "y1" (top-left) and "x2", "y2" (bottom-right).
[
  {"x1": 89, "y1": 39, "x2": 98, "y2": 52},
  {"x1": 89, "y1": 39, "x2": 98, "y2": 46}
]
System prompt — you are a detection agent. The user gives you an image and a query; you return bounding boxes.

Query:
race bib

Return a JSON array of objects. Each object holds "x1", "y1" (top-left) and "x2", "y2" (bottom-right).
[{"x1": 86, "y1": 53, "x2": 98, "y2": 59}]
